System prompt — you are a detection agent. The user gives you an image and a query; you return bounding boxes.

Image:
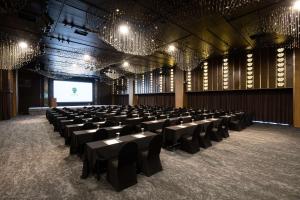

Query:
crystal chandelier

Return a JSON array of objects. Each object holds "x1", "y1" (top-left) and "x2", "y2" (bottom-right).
[
  {"x1": 95, "y1": 9, "x2": 161, "y2": 56},
  {"x1": 0, "y1": 33, "x2": 41, "y2": 70},
  {"x1": 164, "y1": 43, "x2": 202, "y2": 71},
  {"x1": 0, "y1": 0, "x2": 28, "y2": 14},
  {"x1": 104, "y1": 68, "x2": 123, "y2": 80}
]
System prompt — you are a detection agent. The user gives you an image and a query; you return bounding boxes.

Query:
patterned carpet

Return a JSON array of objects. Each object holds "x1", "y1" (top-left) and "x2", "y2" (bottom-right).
[{"x1": 0, "y1": 115, "x2": 300, "y2": 200}]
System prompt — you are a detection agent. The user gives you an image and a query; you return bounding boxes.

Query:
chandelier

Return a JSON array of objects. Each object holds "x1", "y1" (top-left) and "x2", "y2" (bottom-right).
[
  {"x1": 98, "y1": 10, "x2": 159, "y2": 56},
  {"x1": 164, "y1": 43, "x2": 203, "y2": 71},
  {"x1": 119, "y1": 61, "x2": 157, "y2": 74},
  {"x1": 103, "y1": 68, "x2": 123, "y2": 80},
  {"x1": 0, "y1": 0, "x2": 28, "y2": 14},
  {"x1": 0, "y1": 33, "x2": 41, "y2": 70}
]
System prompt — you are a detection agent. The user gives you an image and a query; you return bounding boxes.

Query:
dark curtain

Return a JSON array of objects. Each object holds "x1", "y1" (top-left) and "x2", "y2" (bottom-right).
[
  {"x1": 0, "y1": 70, "x2": 12, "y2": 120},
  {"x1": 187, "y1": 89, "x2": 293, "y2": 124},
  {"x1": 137, "y1": 94, "x2": 175, "y2": 107},
  {"x1": 114, "y1": 95, "x2": 129, "y2": 105}
]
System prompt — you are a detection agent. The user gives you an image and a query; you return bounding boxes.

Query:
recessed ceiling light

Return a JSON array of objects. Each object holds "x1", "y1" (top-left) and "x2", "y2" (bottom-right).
[
  {"x1": 18, "y1": 41, "x2": 28, "y2": 49},
  {"x1": 293, "y1": 0, "x2": 300, "y2": 11},
  {"x1": 123, "y1": 61, "x2": 129, "y2": 67},
  {"x1": 118, "y1": 24, "x2": 129, "y2": 34},
  {"x1": 83, "y1": 54, "x2": 91, "y2": 61},
  {"x1": 168, "y1": 45, "x2": 176, "y2": 52}
]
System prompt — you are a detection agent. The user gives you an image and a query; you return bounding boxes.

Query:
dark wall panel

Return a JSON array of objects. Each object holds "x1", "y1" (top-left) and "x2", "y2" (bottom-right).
[
  {"x1": 137, "y1": 93, "x2": 175, "y2": 107},
  {"x1": 114, "y1": 95, "x2": 129, "y2": 105},
  {"x1": 187, "y1": 88, "x2": 293, "y2": 124}
]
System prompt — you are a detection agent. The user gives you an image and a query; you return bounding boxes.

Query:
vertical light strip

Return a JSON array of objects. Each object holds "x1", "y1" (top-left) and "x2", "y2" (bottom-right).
[
  {"x1": 142, "y1": 74, "x2": 145, "y2": 93},
  {"x1": 116, "y1": 79, "x2": 119, "y2": 94},
  {"x1": 150, "y1": 72, "x2": 153, "y2": 93},
  {"x1": 170, "y1": 68, "x2": 174, "y2": 92},
  {"x1": 203, "y1": 62, "x2": 208, "y2": 91},
  {"x1": 276, "y1": 48, "x2": 286, "y2": 88},
  {"x1": 121, "y1": 78, "x2": 124, "y2": 94},
  {"x1": 134, "y1": 75, "x2": 138, "y2": 94},
  {"x1": 159, "y1": 68, "x2": 163, "y2": 93},
  {"x1": 186, "y1": 70, "x2": 192, "y2": 91},
  {"x1": 127, "y1": 79, "x2": 129, "y2": 94},
  {"x1": 223, "y1": 57, "x2": 229, "y2": 90},
  {"x1": 246, "y1": 53, "x2": 254, "y2": 89}
]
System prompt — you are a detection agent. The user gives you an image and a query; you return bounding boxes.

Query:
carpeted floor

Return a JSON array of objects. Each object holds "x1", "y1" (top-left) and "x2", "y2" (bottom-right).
[{"x1": 0, "y1": 115, "x2": 300, "y2": 200}]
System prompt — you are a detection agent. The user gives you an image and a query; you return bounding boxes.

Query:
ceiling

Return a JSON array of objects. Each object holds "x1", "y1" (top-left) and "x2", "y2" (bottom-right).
[{"x1": 0, "y1": 0, "x2": 297, "y2": 79}]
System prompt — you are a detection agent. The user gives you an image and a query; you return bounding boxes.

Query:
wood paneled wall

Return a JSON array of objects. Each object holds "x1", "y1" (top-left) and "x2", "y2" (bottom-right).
[
  {"x1": 0, "y1": 70, "x2": 17, "y2": 120},
  {"x1": 187, "y1": 89, "x2": 293, "y2": 124},
  {"x1": 189, "y1": 48, "x2": 293, "y2": 91},
  {"x1": 136, "y1": 93, "x2": 175, "y2": 107}
]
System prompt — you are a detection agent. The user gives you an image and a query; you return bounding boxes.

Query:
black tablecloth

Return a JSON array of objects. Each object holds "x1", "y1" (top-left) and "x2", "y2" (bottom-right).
[
  {"x1": 70, "y1": 125, "x2": 125, "y2": 154},
  {"x1": 81, "y1": 131, "x2": 156, "y2": 178},
  {"x1": 141, "y1": 116, "x2": 192, "y2": 131}
]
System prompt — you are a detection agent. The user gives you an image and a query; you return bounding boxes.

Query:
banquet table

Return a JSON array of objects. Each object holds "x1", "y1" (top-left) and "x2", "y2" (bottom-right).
[
  {"x1": 81, "y1": 131, "x2": 156, "y2": 178},
  {"x1": 63, "y1": 121, "x2": 106, "y2": 144},
  {"x1": 164, "y1": 118, "x2": 220, "y2": 146},
  {"x1": 70, "y1": 125, "x2": 125, "y2": 154},
  {"x1": 141, "y1": 116, "x2": 192, "y2": 132}
]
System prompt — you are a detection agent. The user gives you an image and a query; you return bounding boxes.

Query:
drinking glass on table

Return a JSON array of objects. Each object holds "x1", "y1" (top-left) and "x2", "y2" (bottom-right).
[
  {"x1": 116, "y1": 132, "x2": 120, "y2": 140},
  {"x1": 119, "y1": 122, "x2": 122, "y2": 126},
  {"x1": 141, "y1": 128, "x2": 144, "y2": 135},
  {"x1": 155, "y1": 117, "x2": 157, "y2": 121},
  {"x1": 104, "y1": 118, "x2": 107, "y2": 122},
  {"x1": 192, "y1": 119, "x2": 194, "y2": 123},
  {"x1": 212, "y1": 115, "x2": 214, "y2": 119},
  {"x1": 204, "y1": 117, "x2": 207, "y2": 120},
  {"x1": 180, "y1": 121, "x2": 183, "y2": 126}
]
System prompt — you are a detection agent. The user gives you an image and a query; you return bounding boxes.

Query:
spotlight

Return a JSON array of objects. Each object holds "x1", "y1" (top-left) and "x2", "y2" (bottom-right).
[
  {"x1": 293, "y1": 0, "x2": 300, "y2": 11},
  {"x1": 18, "y1": 41, "x2": 28, "y2": 49},
  {"x1": 168, "y1": 45, "x2": 176, "y2": 52},
  {"x1": 83, "y1": 54, "x2": 91, "y2": 61},
  {"x1": 118, "y1": 24, "x2": 129, "y2": 34},
  {"x1": 123, "y1": 61, "x2": 129, "y2": 67}
]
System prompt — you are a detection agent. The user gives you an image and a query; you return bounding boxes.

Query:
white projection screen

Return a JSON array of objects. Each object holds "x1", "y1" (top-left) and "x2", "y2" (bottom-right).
[{"x1": 53, "y1": 80, "x2": 93, "y2": 103}]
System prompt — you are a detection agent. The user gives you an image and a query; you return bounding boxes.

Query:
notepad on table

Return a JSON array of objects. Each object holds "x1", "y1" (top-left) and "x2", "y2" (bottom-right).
[
  {"x1": 133, "y1": 134, "x2": 146, "y2": 138},
  {"x1": 104, "y1": 139, "x2": 120, "y2": 145}
]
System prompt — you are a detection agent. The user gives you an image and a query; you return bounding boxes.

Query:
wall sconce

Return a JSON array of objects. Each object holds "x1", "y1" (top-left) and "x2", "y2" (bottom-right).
[
  {"x1": 159, "y1": 68, "x2": 163, "y2": 93},
  {"x1": 203, "y1": 62, "x2": 208, "y2": 91},
  {"x1": 223, "y1": 57, "x2": 229, "y2": 90},
  {"x1": 246, "y1": 53, "x2": 254, "y2": 89},
  {"x1": 276, "y1": 48, "x2": 286, "y2": 87},
  {"x1": 186, "y1": 70, "x2": 192, "y2": 91},
  {"x1": 170, "y1": 68, "x2": 174, "y2": 92},
  {"x1": 150, "y1": 72, "x2": 153, "y2": 93}
]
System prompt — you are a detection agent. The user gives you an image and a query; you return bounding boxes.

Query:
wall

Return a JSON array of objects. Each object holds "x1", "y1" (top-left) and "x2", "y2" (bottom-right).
[
  {"x1": 136, "y1": 93, "x2": 175, "y2": 107},
  {"x1": 18, "y1": 69, "x2": 44, "y2": 114},
  {"x1": 0, "y1": 70, "x2": 17, "y2": 120},
  {"x1": 187, "y1": 89, "x2": 293, "y2": 124}
]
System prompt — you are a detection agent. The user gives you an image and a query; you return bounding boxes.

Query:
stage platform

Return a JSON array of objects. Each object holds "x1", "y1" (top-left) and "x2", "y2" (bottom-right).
[{"x1": 28, "y1": 105, "x2": 110, "y2": 115}]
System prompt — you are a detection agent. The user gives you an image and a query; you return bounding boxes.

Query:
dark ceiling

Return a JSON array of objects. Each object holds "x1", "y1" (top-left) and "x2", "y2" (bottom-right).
[{"x1": 0, "y1": 0, "x2": 295, "y2": 78}]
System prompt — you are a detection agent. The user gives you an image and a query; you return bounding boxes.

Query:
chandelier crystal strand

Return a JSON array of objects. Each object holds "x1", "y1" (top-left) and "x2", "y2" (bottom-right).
[
  {"x1": 97, "y1": 9, "x2": 161, "y2": 56},
  {"x1": 0, "y1": 34, "x2": 41, "y2": 70}
]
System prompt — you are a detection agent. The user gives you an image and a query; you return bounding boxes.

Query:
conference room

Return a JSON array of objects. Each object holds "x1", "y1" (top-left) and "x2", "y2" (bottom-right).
[{"x1": 0, "y1": 0, "x2": 300, "y2": 199}]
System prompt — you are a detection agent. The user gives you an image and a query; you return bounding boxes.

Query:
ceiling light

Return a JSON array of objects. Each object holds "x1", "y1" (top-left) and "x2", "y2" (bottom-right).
[
  {"x1": 293, "y1": 0, "x2": 300, "y2": 11},
  {"x1": 18, "y1": 41, "x2": 28, "y2": 49},
  {"x1": 118, "y1": 24, "x2": 129, "y2": 34},
  {"x1": 123, "y1": 61, "x2": 129, "y2": 67},
  {"x1": 83, "y1": 54, "x2": 91, "y2": 61},
  {"x1": 72, "y1": 64, "x2": 77, "y2": 67},
  {"x1": 168, "y1": 45, "x2": 176, "y2": 52}
]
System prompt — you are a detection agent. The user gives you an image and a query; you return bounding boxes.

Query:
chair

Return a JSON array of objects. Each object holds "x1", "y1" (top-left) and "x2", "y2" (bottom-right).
[
  {"x1": 73, "y1": 118, "x2": 84, "y2": 124},
  {"x1": 91, "y1": 116, "x2": 102, "y2": 122},
  {"x1": 120, "y1": 124, "x2": 136, "y2": 136},
  {"x1": 93, "y1": 129, "x2": 109, "y2": 141},
  {"x1": 219, "y1": 118, "x2": 229, "y2": 138},
  {"x1": 107, "y1": 142, "x2": 138, "y2": 191},
  {"x1": 180, "y1": 125, "x2": 200, "y2": 154},
  {"x1": 229, "y1": 114, "x2": 246, "y2": 131},
  {"x1": 208, "y1": 121, "x2": 223, "y2": 142},
  {"x1": 103, "y1": 120, "x2": 117, "y2": 127},
  {"x1": 199, "y1": 124, "x2": 212, "y2": 148},
  {"x1": 154, "y1": 119, "x2": 170, "y2": 134},
  {"x1": 138, "y1": 135, "x2": 163, "y2": 176},
  {"x1": 82, "y1": 122, "x2": 97, "y2": 130}
]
